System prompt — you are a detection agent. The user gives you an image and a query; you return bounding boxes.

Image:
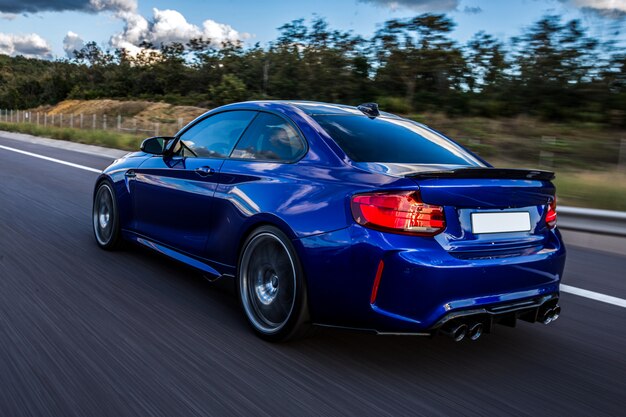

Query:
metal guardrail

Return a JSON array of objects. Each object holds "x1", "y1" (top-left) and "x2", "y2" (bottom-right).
[{"x1": 558, "y1": 206, "x2": 626, "y2": 237}]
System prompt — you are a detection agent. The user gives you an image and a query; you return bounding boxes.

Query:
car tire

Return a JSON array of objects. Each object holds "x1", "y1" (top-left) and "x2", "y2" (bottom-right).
[
  {"x1": 92, "y1": 180, "x2": 122, "y2": 250},
  {"x1": 237, "y1": 225, "x2": 310, "y2": 342}
]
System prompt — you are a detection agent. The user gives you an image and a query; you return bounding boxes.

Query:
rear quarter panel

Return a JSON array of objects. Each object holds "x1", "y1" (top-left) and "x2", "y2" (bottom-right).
[{"x1": 208, "y1": 159, "x2": 411, "y2": 267}]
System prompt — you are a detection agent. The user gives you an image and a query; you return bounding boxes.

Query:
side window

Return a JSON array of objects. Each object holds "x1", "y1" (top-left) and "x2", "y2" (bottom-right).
[
  {"x1": 175, "y1": 111, "x2": 256, "y2": 158},
  {"x1": 231, "y1": 113, "x2": 306, "y2": 162}
]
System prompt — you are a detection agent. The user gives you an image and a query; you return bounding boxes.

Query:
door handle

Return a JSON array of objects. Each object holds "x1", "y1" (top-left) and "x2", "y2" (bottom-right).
[
  {"x1": 195, "y1": 166, "x2": 215, "y2": 177},
  {"x1": 125, "y1": 170, "x2": 136, "y2": 178}
]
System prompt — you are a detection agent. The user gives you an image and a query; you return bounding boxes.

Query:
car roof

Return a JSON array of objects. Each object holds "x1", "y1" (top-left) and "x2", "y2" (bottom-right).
[{"x1": 231, "y1": 100, "x2": 401, "y2": 118}]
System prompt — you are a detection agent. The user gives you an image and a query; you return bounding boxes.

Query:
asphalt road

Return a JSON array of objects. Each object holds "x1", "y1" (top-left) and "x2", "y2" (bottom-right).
[{"x1": 0, "y1": 134, "x2": 625, "y2": 417}]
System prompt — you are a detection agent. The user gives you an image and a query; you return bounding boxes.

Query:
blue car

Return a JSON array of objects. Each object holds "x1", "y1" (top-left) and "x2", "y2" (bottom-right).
[{"x1": 92, "y1": 101, "x2": 565, "y2": 342}]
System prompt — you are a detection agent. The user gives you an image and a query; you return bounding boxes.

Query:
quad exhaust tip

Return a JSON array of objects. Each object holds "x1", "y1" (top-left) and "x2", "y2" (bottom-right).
[
  {"x1": 540, "y1": 305, "x2": 561, "y2": 324},
  {"x1": 441, "y1": 322, "x2": 485, "y2": 342},
  {"x1": 468, "y1": 323, "x2": 483, "y2": 341},
  {"x1": 442, "y1": 323, "x2": 468, "y2": 342},
  {"x1": 441, "y1": 303, "x2": 561, "y2": 341}
]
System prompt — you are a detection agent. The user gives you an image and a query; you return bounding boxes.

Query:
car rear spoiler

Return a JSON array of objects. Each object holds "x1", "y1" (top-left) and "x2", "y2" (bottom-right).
[{"x1": 406, "y1": 168, "x2": 555, "y2": 181}]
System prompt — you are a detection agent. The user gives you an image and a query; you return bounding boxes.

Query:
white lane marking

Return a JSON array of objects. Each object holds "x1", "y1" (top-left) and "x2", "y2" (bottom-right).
[
  {"x1": 0, "y1": 144, "x2": 101, "y2": 173},
  {"x1": 2, "y1": 143, "x2": 626, "y2": 310},
  {"x1": 561, "y1": 284, "x2": 626, "y2": 308}
]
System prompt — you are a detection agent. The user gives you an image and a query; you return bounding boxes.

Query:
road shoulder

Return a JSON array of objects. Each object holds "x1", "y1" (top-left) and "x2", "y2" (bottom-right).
[{"x1": 0, "y1": 130, "x2": 128, "y2": 159}]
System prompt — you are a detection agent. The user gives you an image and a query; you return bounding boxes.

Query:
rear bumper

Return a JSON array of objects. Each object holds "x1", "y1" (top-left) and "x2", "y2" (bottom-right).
[{"x1": 298, "y1": 225, "x2": 566, "y2": 334}]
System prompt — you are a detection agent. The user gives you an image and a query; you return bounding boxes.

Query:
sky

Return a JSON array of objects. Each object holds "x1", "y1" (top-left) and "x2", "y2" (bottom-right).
[{"x1": 0, "y1": 0, "x2": 624, "y2": 59}]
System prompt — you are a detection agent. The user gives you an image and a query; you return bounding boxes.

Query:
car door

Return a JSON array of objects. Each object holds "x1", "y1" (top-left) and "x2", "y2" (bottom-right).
[
  {"x1": 129, "y1": 110, "x2": 257, "y2": 257},
  {"x1": 206, "y1": 112, "x2": 308, "y2": 265}
]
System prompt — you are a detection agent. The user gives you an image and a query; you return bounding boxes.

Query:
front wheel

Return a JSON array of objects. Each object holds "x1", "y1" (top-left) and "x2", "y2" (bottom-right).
[
  {"x1": 92, "y1": 181, "x2": 122, "y2": 250},
  {"x1": 237, "y1": 226, "x2": 310, "y2": 342}
]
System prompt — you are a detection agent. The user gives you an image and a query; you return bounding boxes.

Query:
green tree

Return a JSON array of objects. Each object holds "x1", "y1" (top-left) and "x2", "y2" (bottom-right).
[
  {"x1": 372, "y1": 14, "x2": 466, "y2": 112},
  {"x1": 511, "y1": 16, "x2": 598, "y2": 119},
  {"x1": 209, "y1": 74, "x2": 248, "y2": 105}
]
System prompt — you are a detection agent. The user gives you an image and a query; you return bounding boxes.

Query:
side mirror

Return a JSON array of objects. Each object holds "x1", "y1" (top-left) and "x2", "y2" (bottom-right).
[{"x1": 140, "y1": 136, "x2": 174, "y2": 155}]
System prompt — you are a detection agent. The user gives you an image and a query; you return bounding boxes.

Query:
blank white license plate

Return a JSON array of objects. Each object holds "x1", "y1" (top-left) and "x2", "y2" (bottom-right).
[{"x1": 471, "y1": 212, "x2": 531, "y2": 234}]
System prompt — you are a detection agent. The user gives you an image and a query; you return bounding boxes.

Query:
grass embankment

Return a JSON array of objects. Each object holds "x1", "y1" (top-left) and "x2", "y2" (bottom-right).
[
  {"x1": 0, "y1": 122, "x2": 144, "y2": 150},
  {"x1": 413, "y1": 113, "x2": 625, "y2": 170},
  {"x1": 552, "y1": 170, "x2": 626, "y2": 211}
]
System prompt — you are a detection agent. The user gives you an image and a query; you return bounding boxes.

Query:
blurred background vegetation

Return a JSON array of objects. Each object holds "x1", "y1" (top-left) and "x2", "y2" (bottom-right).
[{"x1": 0, "y1": 13, "x2": 625, "y2": 209}]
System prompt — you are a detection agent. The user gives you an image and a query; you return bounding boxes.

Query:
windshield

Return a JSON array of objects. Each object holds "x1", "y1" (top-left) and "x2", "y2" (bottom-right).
[{"x1": 314, "y1": 115, "x2": 485, "y2": 166}]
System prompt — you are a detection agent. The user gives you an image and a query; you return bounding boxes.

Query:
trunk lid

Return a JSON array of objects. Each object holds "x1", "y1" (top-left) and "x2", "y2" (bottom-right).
[
  {"x1": 416, "y1": 170, "x2": 555, "y2": 256},
  {"x1": 359, "y1": 163, "x2": 558, "y2": 257}
]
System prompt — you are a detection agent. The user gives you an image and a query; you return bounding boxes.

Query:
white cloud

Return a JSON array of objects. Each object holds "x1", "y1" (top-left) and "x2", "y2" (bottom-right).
[
  {"x1": 559, "y1": 0, "x2": 626, "y2": 17},
  {"x1": 0, "y1": 32, "x2": 52, "y2": 58},
  {"x1": 109, "y1": 10, "x2": 149, "y2": 54},
  {"x1": 202, "y1": 19, "x2": 242, "y2": 43},
  {"x1": 571, "y1": 0, "x2": 626, "y2": 11},
  {"x1": 358, "y1": 0, "x2": 460, "y2": 11},
  {"x1": 63, "y1": 31, "x2": 85, "y2": 58},
  {"x1": 150, "y1": 9, "x2": 203, "y2": 45},
  {"x1": 89, "y1": 0, "x2": 136, "y2": 12},
  {"x1": 110, "y1": 7, "x2": 245, "y2": 54}
]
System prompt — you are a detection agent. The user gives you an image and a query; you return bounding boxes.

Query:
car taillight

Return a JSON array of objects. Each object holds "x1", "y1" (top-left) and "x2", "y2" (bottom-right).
[
  {"x1": 546, "y1": 197, "x2": 557, "y2": 229},
  {"x1": 351, "y1": 191, "x2": 445, "y2": 236}
]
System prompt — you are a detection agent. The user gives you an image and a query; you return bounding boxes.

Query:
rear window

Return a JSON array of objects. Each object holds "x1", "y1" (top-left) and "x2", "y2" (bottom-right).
[{"x1": 314, "y1": 115, "x2": 483, "y2": 165}]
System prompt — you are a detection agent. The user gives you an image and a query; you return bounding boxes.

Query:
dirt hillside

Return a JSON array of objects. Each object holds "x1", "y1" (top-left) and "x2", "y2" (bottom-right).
[{"x1": 31, "y1": 99, "x2": 209, "y2": 125}]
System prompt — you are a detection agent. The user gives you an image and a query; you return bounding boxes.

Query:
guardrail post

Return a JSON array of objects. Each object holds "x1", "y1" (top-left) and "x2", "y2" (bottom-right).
[
  {"x1": 117, "y1": 115, "x2": 121, "y2": 131},
  {"x1": 36, "y1": 112, "x2": 40, "y2": 125},
  {"x1": 51, "y1": 113, "x2": 55, "y2": 127},
  {"x1": 92, "y1": 114, "x2": 96, "y2": 130},
  {"x1": 80, "y1": 113, "x2": 83, "y2": 129},
  {"x1": 155, "y1": 122, "x2": 159, "y2": 136},
  {"x1": 44, "y1": 113, "x2": 47, "y2": 127},
  {"x1": 10, "y1": 109, "x2": 12, "y2": 123},
  {"x1": 103, "y1": 114, "x2": 107, "y2": 130},
  {"x1": 60, "y1": 113, "x2": 63, "y2": 128},
  {"x1": 70, "y1": 114, "x2": 74, "y2": 128}
]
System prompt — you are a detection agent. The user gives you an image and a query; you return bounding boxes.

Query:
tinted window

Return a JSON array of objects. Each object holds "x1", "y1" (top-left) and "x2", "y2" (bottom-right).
[
  {"x1": 231, "y1": 113, "x2": 305, "y2": 162},
  {"x1": 314, "y1": 115, "x2": 483, "y2": 165},
  {"x1": 175, "y1": 111, "x2": 256, "y2": 158}
]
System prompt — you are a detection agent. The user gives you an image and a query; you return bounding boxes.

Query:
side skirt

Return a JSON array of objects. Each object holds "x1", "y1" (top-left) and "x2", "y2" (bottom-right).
[{"x1": 122, "y1": 230, "x2": 235, "y2": 280}]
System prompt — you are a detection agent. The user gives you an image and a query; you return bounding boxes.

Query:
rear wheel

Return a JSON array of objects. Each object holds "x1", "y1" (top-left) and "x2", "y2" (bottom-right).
[
  {"x1": 92, "y1": 181, "x2": 122, "y2": 250},
  {"x1": 238, "y1": 226, "x2": 309, "y2": 342}
]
